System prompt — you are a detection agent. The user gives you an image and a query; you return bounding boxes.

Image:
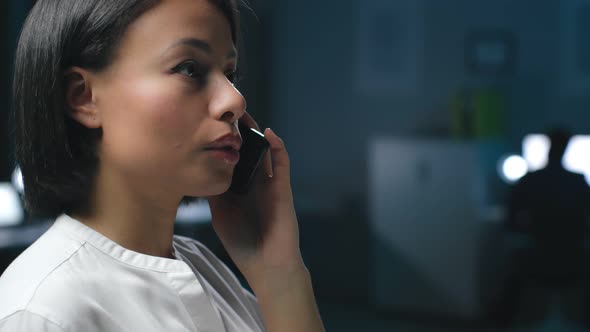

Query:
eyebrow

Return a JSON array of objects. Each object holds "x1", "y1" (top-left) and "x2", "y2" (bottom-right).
[{"x1": 166, "y1": 37, "x2": 237, "y2": 59}]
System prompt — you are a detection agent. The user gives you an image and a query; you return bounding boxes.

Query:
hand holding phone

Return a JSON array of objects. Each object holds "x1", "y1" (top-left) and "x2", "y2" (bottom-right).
[{"x1": 229, "y1": 123, "x2": 270, "y2": 194}]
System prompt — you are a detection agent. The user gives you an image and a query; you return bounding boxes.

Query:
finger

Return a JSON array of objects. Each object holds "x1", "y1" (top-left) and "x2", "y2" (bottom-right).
[
  {"x1": 262, "y1": 129, "x2": 273, "y2": 177},
  {"x1": 262, "y1": 148, "x2": 273, "y2": 178},
  {"x1": 239, "y1": 111, "x2": 259, "y2": 130},
  {"x1": 250, "y1": 130, "x2": 272, "y2": 180},
  {"x1": 264, "y1": 128, "x2": 290, "y2": 180}
]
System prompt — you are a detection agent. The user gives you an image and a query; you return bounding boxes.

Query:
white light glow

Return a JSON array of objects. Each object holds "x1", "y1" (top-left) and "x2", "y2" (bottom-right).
[
  {"x1": 523, "y1": 135, "x2": 550, "y2": 171},
  {"x1": 11, "y1": 166, "x2": 24, "y2": 194},
  {"x1": 0, "y1": 183, "x2": 24, "y2": 227},
  {"x1": 499, "y1": 155, "x2": 528, "y2": 183},
  {"x1": 563, "y1": 136, "x2": 590, "y2": 177},
  {"x1": 523, "y1": 135, "x2": 590, "y2": 185},
  {"x1": 176, "y1": 200, "x2": 212, "y2": 224}
]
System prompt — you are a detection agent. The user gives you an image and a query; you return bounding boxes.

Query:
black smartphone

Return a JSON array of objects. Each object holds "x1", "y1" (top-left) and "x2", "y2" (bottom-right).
[{"x1": 229, "y1": 123, "x2": 270, "y2": 194}]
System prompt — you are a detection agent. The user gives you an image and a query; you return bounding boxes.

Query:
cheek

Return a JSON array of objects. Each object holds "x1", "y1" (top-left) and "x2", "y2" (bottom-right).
[{"x1": 100, "y1": 78, "x2": 207, "y2": 164}]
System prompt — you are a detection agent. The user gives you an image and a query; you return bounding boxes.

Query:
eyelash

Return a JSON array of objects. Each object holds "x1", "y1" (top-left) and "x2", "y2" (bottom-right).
[
  {"x1": 173, "y1": 60, "x2": 240, "y2": 86},
  {"x1": 173, "y1": 60, "x2": 208, "y2": 85},
  {"x1": 225, "y1": 70, "x2": 240, "y2": 84}
]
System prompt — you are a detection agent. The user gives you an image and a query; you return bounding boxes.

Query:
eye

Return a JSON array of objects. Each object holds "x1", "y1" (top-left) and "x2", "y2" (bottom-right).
[
  {"x1": 175, "y1": 61, "x2": 196, "y2": 77},
  {"x1": 173, "y1": 60, "x2": 209, "y2": 84}
]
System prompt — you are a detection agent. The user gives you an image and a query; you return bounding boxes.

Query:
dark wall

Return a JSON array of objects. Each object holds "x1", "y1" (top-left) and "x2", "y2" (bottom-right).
[
  {"x1": 269, "y1": 0, "x2": 590, "y2": 215},
  {"x1": 0, "y1": 1, "x2": 33, "y2": 181},
  {"x1": 265, "y1": 0, "x2": 590, "y2": 305},
  {"x1": 0, "y1": 1, "x2": 11, "y2": 181},
  {"x1": 235, "y1": 0, "x2": 273, "y2": 126}
]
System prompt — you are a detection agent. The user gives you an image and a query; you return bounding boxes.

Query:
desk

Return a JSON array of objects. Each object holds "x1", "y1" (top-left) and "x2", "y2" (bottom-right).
[{"x1": 0, "y1": 221, "x2": 53, "y2": 250}]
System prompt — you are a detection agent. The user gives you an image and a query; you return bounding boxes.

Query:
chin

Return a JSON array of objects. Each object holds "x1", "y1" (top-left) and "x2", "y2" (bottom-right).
[{"x1": 183, "y1": 178, "x2": 232, "y2": 198}]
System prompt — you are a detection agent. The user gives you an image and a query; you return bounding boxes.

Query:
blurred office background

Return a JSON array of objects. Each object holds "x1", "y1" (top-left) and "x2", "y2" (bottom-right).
[{"x1": 2, "y1": 1, "x2": 590, "y2": 331}]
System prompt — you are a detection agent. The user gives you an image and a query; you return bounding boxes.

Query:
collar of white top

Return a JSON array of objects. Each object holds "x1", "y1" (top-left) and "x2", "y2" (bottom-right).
[{"x1": 52, "y1": 214, "x2": 191, "y2": 273}]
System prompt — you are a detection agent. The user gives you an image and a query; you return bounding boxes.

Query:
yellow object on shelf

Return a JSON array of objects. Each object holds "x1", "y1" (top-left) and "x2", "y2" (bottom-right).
[
  {"x1": 473, "y1": 89, "x2": 505, "y2": 139},
  {"x1": 450, "y1": 88, "x2": 505, "y2": 140}
]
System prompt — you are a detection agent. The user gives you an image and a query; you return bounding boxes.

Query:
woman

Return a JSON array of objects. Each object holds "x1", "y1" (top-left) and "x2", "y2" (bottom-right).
[{"x1": 0, "y1": 0, "x2": 325, "y2": 331}]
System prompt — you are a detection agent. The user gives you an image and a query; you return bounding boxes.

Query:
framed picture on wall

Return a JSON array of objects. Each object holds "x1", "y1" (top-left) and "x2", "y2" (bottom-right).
[
  {"x1": 562, "y1": 0, "x2": 590, "y2": 95},
  {"x1": 356, "y1": 0, "x2": 423, "y2": 96},
  {"x1": 464, "y1": 30, "x2": 517, "y2": 76}
]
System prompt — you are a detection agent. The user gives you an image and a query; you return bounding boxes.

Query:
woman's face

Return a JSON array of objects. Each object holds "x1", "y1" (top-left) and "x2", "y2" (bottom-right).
[{"x1": 91, "y1": 0, "x2": 245, "y2": 198}]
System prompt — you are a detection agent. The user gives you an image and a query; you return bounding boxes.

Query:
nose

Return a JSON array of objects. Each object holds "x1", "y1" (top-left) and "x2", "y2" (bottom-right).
[{"x1": 209, "y1": 73, "x2": 246, "y2": 124}]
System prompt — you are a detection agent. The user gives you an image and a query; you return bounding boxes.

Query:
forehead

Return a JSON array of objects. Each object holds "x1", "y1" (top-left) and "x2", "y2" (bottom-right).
[{"x1": 118, "y1": 0, "x2": 235, "y2": 57}]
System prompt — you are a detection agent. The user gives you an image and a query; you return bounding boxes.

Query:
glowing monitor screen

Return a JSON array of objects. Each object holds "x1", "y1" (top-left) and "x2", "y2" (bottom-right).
[{"x1": 523, "y1": 134, "x2": 590, "y2": 185}]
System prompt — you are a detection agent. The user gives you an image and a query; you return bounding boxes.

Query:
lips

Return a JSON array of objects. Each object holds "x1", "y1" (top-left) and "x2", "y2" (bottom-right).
[
  {"x1": 205, "y1": 134, "x2": 242, "y2": 152},
  {"x1": 206, "y1": 148, "x2": 240, "y2": 164}
]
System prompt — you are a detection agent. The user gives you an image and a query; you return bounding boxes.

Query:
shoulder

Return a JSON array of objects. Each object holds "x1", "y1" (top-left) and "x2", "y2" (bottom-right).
[
  {"x1": 0, "y1": 310, "x2": 65, "y2": 331},
  {"x1": 0, "y1": 223, "x2": 85, "y2": 316},
  {"x1": 571, "y1": 172, "x2": 590, "y2": 193},
  {"x1": 520, "y1": 170, "x2": 540, "y2": 183},
  {"x1": 0, "y1": 223, "x2": 99, "y2": 329},
  {"x1": 572, "y1": 171, "x2": 588, "y2": 183},
  {"x1": 513, "y1": 170, "x2": 545, "y2": 189}
]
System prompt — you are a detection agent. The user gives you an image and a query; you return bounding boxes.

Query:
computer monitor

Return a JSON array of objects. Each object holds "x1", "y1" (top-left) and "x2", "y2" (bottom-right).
[{"x1": 523, "y1": 134, "x2": 590, "y2": 185}]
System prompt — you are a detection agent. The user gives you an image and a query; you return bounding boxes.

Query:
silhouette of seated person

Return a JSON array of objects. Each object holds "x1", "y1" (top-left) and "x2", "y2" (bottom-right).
[{"x1": 493, "y1": 128, "x2": 590, "y2": 324}]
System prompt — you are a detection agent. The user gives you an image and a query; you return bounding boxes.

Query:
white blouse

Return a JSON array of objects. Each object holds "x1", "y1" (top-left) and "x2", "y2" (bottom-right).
[{"x1": 0, "y1": 214, "x2": 265, "y2": 332}]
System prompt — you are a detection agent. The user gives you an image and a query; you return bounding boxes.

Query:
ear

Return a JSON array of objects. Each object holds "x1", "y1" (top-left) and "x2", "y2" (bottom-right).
[{"x1": 64, "y1": 67, "x2": 101, "y2": 129}]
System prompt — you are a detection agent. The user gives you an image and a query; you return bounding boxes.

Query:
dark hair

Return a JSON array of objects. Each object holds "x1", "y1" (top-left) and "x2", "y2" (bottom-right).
[{"x1": 14, "y1": 0, "x2": 240, "y2": 218}]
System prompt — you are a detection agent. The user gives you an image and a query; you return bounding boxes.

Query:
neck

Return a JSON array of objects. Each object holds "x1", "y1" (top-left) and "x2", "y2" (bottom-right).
[{"x1": 72, "y1": 164, "x2": 181, "y2": 259}]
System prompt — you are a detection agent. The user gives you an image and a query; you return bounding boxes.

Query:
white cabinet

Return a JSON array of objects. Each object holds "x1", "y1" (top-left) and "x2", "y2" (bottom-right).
[{"x1": 368, "y1": 138, "x2": 506, "y2": 319}]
